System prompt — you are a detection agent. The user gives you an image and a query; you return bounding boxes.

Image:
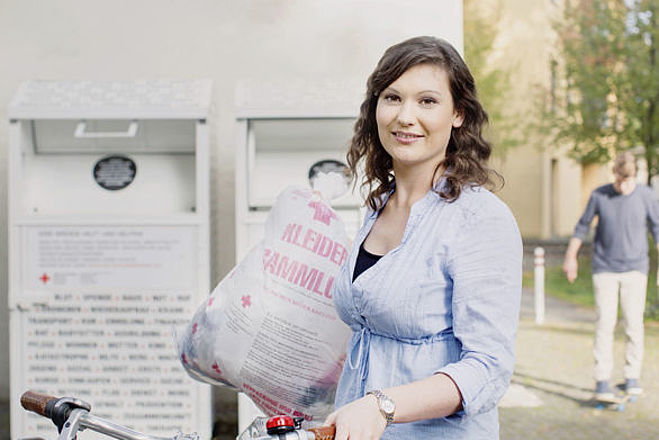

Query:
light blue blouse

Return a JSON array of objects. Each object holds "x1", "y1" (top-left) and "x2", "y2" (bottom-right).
[{"x1": 332, "y1": 183, "x2": 522, "y2": 439}]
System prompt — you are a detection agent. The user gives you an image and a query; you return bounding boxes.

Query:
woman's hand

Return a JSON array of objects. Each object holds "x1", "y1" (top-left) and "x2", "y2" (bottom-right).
[{"x1": 324, "y1": 395, "x2": 387, "y2": 440}]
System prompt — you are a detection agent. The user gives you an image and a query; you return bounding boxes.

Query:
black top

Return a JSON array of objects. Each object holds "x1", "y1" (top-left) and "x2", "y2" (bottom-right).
[{"x1": 353, "y1": 241, "x2": 383, "y2": 281}]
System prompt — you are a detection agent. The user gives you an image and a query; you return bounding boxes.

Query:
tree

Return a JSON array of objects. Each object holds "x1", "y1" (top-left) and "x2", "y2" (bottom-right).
[
  {"x1": 542, "y1": 0, "x2": 658, "y2": 184},
  {"x1": 620, "y1": 0, "x2": 658, "y2": 182},
  {"x1": 463, "y1": 0, "x2": 522, "y2": 153}
]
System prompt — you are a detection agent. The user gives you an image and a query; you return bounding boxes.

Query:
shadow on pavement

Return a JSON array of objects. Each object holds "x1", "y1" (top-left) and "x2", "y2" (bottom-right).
[
  {"x1": 510, "y1": 376, "x2": 591, "y2": 407},
  {"x1": 513, "y1": 371, "x2": 592, "y2": 393},
  {"x1": 520, "y1": 323, "x2": 594, "y2": 336},
  {"x1": 512, "y1": 371, "x2": 643, "y2": 412}
]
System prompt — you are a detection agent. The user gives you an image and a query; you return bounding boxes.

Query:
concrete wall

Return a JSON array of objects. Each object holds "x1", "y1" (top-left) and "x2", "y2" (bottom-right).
[{"x1": 0, "y1": 0, "x2": 462, "y2": 401}]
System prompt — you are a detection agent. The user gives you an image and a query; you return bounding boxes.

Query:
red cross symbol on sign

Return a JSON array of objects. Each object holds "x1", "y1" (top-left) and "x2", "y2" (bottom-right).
[
  {"x1": 39, "y1": 273, "x2": 50, "y2": 284},
  {"x1": 241, "y1": 295, "x2": 251, "y2": 308}
]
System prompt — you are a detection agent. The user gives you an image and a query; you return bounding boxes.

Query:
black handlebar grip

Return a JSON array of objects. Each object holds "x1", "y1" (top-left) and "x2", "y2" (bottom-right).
[
  {"x1": 309, "y1": 425, "x2": 336, "y2": 440},
  {"x1": 21, "y1": 390, "x2": 58, "y2": 417}
]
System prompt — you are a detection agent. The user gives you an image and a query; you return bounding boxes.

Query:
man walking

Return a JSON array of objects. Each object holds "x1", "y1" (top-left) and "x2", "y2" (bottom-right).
[{"x1": 563, "y1": 151, "x2": 659, "y2": 399}]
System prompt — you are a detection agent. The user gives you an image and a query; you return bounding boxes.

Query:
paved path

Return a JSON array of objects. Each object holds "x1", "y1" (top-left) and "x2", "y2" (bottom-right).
[{"x1": 500, "y1": 288, "x2": 659, "y2": 439}]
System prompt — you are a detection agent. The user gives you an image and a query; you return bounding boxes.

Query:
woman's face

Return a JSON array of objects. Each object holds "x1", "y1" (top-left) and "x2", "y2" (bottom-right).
[{"x1": 375, "y1": 63, "x2": 463, "y2": 173}]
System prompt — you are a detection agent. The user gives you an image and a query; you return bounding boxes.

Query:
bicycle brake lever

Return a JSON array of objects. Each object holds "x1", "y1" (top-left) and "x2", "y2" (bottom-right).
[{"x1": 56, "y1": 409, "x2": 87, "y2": 440}]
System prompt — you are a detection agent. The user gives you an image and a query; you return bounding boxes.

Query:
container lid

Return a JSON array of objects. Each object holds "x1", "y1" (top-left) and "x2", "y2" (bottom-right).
[
  {"x1": 8, "y1": 79, "x2": 212, "y2": 120},
  {"x1": 235, "y1": 77, "x2": 361, "y2": 119}
]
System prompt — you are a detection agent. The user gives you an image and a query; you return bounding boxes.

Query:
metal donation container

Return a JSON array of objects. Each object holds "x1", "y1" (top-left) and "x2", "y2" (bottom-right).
[
  {"x1": 7, "y1": 80, "x2": 213, "y2": 439},
  {"x1": 234, "y1": 80, "x2": 364, "y2": 431}
]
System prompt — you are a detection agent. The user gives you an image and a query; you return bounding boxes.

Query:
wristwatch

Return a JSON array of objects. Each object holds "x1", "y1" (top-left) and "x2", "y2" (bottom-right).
[{"x1": 366, "y1": 389, "x2": 395, "y2": 426}]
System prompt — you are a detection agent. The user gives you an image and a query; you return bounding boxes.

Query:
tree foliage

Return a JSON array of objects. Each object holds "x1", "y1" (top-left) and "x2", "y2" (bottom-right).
[
  {"x1": 544, "y1": 0, "x2": 658, "y2": 183},
  {"x1": 463, "y1": 0, "x2": 521, "y2": 152}
]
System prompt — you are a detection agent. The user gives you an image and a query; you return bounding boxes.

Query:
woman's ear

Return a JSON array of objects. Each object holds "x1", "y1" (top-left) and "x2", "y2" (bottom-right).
[{"x1": 452, "y1": 110, "x2": 464, "y2": 128}]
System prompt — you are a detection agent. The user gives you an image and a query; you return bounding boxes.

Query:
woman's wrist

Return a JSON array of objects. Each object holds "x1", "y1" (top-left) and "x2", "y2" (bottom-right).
[{"x1": 366, "y1": 389, "x2": 396, "y2": 425}]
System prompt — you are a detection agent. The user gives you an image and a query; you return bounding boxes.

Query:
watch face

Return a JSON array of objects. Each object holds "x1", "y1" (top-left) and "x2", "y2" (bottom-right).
[{"x1": 381, "y1": 398, "x2": 395, "y2": 413}]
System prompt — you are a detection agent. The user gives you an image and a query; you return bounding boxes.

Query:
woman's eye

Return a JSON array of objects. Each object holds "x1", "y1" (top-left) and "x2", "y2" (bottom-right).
[
  {"x1": 420, "y1": 98, "x2": 437, "y2": 107},
  {"x1": 382, "y1": 94, "x2": 400, "y2": 103}
]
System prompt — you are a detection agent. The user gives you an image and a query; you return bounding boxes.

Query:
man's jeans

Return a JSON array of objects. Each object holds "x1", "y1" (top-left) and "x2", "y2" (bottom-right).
[{"x1": 592, "y1": 271, "x2": 647, "y2": 381}]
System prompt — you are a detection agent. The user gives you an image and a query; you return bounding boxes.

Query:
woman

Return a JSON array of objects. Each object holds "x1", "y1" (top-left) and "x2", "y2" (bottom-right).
[{"x1": 325, "y1": 36, "x2": 522, "y2": 439}]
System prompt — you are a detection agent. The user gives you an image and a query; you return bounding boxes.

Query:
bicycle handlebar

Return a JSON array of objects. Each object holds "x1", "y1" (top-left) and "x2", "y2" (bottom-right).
[
  {"x1": 21, "y1": 390, "x2": 334, "y2": 440},
  {"x1": 21, "y1": 391, "x2": 58, "y2": 417},
  {"x1": 307, "y1": 426, "x2": 336, "y2": 440}
]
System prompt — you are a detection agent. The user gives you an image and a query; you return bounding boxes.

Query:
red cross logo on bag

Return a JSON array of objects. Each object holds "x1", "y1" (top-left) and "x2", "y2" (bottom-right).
[
  {"x1": 241, "y1": 295, "x2": 251, "y2": 308},
  {"x1": 308, "y1": 200, "x2": 338, "y2": 226}
]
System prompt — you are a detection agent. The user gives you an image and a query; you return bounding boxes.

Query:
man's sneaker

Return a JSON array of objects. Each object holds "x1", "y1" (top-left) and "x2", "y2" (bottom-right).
[
  {"x1": 624, "y1": 379, "x2": 643, "y2": 396},
  {"x1": 595, "y1": 380, "x2": 615, "y2": 401}
]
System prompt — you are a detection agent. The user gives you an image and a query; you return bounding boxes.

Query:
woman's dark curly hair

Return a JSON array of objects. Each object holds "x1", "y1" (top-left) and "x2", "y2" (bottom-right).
[{"x1": 348, "y1": 36, "x2": 502, "y2": 211}]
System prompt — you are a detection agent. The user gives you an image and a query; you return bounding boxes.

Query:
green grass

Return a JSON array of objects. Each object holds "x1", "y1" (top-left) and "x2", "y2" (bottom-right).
[
  {"x1": 522, "y1": 252, "x2": 659, "y2": 322},
  {"x1": 523, "y1": 256, "x2": 597, "y2": 307}
]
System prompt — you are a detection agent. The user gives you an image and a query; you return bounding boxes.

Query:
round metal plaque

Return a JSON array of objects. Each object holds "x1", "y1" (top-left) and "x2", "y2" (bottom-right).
[{"x1": 93, "y1": 155, "x2": 137, "y2": 190}]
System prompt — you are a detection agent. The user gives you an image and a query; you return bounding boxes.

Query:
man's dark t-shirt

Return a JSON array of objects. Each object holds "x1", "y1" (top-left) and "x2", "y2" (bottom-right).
[{"x1": 573, "y1": 184, "x2": 659, "y2": 274}]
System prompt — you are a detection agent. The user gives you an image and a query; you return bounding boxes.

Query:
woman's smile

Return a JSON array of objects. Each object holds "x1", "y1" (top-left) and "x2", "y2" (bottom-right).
[{"x1": 392, "y1": 131, "x2": 424, "y2": 144}]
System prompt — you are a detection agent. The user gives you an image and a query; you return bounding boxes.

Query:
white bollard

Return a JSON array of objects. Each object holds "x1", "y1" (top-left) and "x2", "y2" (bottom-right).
[{"x1": 534, "y1": 247, "x2": 546, "y2": 325}]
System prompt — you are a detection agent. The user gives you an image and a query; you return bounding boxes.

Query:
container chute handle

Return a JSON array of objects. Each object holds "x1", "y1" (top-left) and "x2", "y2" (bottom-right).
[{"x1": 74, "y1": 120, "x2": 138, "y2": 138}]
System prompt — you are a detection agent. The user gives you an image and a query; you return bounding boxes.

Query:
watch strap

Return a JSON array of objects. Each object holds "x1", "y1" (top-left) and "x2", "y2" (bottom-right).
[{"x1": 366, "y1": 389, "x2": 395, "y2": 426}]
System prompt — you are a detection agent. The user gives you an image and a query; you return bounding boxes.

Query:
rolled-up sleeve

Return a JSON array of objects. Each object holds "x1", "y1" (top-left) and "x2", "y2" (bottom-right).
[
  {"x1": 436, "y1": 201, "x2": 523, "y2": 416},
  {"x1": 573, "y1": 193, "x2": 598, "y2": 240},
  {"x1": 644, "y1": 187, "x2": 659, "y2": 243}
]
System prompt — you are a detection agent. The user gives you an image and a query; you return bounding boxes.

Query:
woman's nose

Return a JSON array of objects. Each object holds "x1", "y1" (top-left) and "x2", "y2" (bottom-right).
[{"x1": 396, "y1": 101, "x2": 416, "y2": 126}]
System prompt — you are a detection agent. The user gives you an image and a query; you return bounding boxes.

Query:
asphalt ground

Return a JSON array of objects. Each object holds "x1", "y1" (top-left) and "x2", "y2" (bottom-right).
[
  {"x1": 2, "y1": 287, "x2": 657, "y2": 439},
  {"x1": 500, "y1": 288, "x2": 659, "y2": 440}
]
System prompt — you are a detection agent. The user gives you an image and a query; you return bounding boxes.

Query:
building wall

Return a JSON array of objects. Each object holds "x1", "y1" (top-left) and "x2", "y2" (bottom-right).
[
  {"x1": 494, "y1": 149, "x2": 546, "y2": 238},
  {"x1": 0, "y1": 0, "x2": 462, "y2": 401},
  {"x1": 582, "y1": 162, "x2": 614, "y2": 208},
  {"x1": 551, "y1": 155, "x2": 583, "y2": 237},
  {"x1": 485, "y1": 0, "x2": 613, "y2": 239},
  {"x1": 479, "y1": 0, "x2": 558, "y2": 238}
]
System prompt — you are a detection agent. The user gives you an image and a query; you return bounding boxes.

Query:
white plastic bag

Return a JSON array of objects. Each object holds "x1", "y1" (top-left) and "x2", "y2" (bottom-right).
[{"x1": 178, "y1": 186, "x2": 351, "y2": 421}]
